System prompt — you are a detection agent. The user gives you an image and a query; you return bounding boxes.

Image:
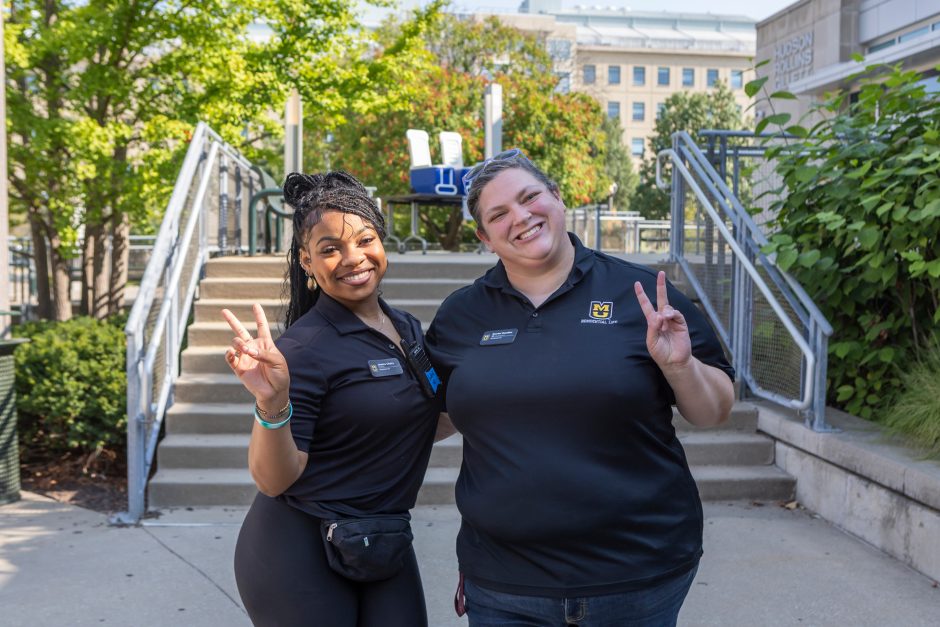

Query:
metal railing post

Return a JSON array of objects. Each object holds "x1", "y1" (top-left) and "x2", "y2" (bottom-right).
[
  {"x1": 594, "y1": 204, "x2": 602, "y2": 251},
  {"x1": 234, "y1": 166, "x2": 243, "y2": 252},
  {"x1": 218, "y1": 154, "x2": 229, "y2": 254}
]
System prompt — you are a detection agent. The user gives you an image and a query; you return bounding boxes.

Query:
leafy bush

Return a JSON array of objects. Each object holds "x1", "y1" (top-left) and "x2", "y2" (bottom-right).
[
  {"x1": 14, "y1": 316, "x2": 127, "y2": 455},
  {"x1": 883, "y1": 341, "x2": 940, "y2": 457},
  {"x1": 753, "y1": 63, "x2": 940, "y2": 419}
]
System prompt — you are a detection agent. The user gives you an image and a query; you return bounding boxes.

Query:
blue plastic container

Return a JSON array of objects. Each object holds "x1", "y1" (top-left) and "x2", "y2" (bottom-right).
[{"x1": 410, "y1": 166, "x2": 459, "y2": 195}]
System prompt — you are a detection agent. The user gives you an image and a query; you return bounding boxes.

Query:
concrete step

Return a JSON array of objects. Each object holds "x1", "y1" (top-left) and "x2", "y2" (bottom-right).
[
  {"x1": 181, "y1": 347, "x2": 241, "y2": 375},
  {"x1": 429, "y1": 435, "x2": 463, "y2": 467},
  {"x1": 200, "y1": 278, "x2": 282, "y2": 300},
  {"x1": 194, "y1": 299, "x2": 287, "y2": 324},
  {"x1": 165, "y1": 402, "x2": 252, "y2": 434},
  {"x1": 174, "y1": 373, "x2": 253, "y2": 404},
  {"x1": 690, "y1": 465, "x2": 795, "y2": 501},
  {"x1": 379, "y1": 278, "x2": 472, "y2": 300},
  {"x1": 203, "y1": 254, "x2": 494, "y2": 281},
  {"x1": 158, "y1": 433, "x2": 249, "y2": 468},
  {"x1": 673, "y1": 402, "x2": 758, "y2": 431},
  {"x1": 149, "y1": 468, "x2": 255, "y2": 508},
  {"x1": 677, "y1": 432, "x2": 774, "y2": 466},
  {"x1": 186, "y1": 321, "x2": 284, "y2": 347},
  {"x1": 417, "y1": 467, "x2": 459, "y2": 505}
]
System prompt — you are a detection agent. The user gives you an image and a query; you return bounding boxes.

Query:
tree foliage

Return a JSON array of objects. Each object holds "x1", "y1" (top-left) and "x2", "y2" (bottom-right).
[
  {"x1": 632, "y1": 82, "x2": 743, "y2": 218},
  {"x1": 753, "y1": 63, "x2": 940, "y2": 420},
  {"x1": 324, "y1": 13, "x2": 620, "y2": 249},
  {"x1": 4, "y1": 0, "x2": 431, "y2": 319}
]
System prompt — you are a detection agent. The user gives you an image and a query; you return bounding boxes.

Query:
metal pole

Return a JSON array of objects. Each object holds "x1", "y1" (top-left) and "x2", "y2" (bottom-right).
[
  {"x1": 594, "y1": 204, "x2": 601, "y2": 251},
  {"x1": 234, "y1": 166, "x2": 243, "y2": 252},
  {"x1": 218, "y1": 154, "x2": 229, "y2": 254},
  {"x1": 484, "y1": 83, "x2": 503, "y2": 159}
]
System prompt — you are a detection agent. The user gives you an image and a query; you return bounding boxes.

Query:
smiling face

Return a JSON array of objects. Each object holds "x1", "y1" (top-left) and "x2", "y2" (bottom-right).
[
  {"x1": 475, "y1": 167, "x2": 569, "y2": 271},
  {"x1": 299, "y1": 211, "x2": 387, "y2": 309}
]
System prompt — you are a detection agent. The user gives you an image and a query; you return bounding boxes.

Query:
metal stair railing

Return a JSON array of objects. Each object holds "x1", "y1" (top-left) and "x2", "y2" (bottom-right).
[
  {"x1": 114, "y1": 122, "x2": 268, "y2": 524},
  {"x1": 657, "y1": 130, "x2": 834, "y2": 432}
]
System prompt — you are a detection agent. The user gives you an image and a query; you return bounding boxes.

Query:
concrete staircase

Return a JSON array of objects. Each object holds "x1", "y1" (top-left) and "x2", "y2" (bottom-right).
[{"x1": 148, "y1": 254, "x2": 794, "y2": 508}]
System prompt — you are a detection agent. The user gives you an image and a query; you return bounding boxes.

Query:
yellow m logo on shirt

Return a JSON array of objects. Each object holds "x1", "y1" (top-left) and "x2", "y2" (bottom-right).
[{"x1": 590, "y1": 301, "x2": 613, "y2": 320}]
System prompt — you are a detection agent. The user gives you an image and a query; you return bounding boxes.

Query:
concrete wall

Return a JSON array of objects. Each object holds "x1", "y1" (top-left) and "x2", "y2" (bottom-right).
[{"x1": 756, "y1": 401, "x2": 940, "y2": 583}]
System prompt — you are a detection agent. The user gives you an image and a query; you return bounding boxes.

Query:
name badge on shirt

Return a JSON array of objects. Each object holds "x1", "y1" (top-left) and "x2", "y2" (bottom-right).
[
  {"x1": 480, "y1": 329, "x2": 518, "y2": 346},
  {"x1": 368, "y1": 358, "x2": 404, "y2": 377}
]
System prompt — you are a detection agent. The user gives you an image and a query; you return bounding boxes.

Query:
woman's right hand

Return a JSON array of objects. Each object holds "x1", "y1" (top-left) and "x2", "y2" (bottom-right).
[{"x1": 222, "y1": 304, "x2": 289, "y2": 408}]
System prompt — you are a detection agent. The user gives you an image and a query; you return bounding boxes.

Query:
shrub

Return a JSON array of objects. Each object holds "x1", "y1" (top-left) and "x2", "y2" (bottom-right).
[
  {"x1": 14, "y1": 316, "x2": 127, "y2": 455},
  {"x1": 751, "y1": 62, "x2": 940, "y2": 419},
  {"x1": 883, "y1": 341, "x2": 940, "y2": 458}
]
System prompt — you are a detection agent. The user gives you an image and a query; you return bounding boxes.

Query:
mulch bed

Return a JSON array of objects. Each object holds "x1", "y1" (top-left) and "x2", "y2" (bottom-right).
[{"x1": 18, "y1": 448, "x2": 127, "y2": 514}]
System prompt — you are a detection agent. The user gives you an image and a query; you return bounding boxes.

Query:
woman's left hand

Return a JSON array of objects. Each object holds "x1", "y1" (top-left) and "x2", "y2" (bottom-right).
[{"x1": 634, "y1": 271, "x2": 692, "y2": 372}]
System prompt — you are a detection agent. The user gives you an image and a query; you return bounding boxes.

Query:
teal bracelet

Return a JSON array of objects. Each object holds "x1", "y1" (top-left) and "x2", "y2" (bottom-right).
[{"x1": 254, "y1": 401, "x2": 293, "y2": 430}]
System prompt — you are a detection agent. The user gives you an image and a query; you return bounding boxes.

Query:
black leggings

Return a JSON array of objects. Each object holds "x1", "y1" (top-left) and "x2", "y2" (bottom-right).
[{"x1": 234, "y1": 493, "x2": 428, "y2": 627}]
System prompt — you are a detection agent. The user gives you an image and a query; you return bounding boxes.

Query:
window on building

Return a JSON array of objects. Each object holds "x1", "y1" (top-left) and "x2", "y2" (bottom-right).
[
  {"x1": 657, "y1": 67, "x2": 670, "y2": 86},
  {"x1": 868, "y1": 39, "x2": 896, "y2": 53},
  {"x1": 547, "y1": 39, "x2": 573, "y2": 60},
  {"x1": 631, "y1": 138, "x2": 645, "y2": 158},
  {"x1": 682, "y1": 68, "x2": 694, "y2": 87},
  {"x1": 731, "y1": 70, "x2": 743, "y2": 89},
  {"x1": 609, "y1": 65, "x2": 621, "y2": 85},
  {"x1": 656, "y1": 103, "x2": 665, "y2": 119},
  {"x1": 632, "y1": 102, "x2": 645, "y2": 121},
  {"x1": 608, "y1": 101, "x2": 621, "y2": 119},
  {"x1": 707, "y1": 68, "x2": 719, "y2": 87},
  {"x1": 898, "y1": 26, "x2": 930, "y2": 43},
  {"x1": 555, "y1": 72, "x2": 571, "y2": 94},
  {"x1": 583, "y1": 64, "x2": 596, "y2": 85},
  {"x1": 633, "y1": 66, "x2": 645, "y2": 86}
]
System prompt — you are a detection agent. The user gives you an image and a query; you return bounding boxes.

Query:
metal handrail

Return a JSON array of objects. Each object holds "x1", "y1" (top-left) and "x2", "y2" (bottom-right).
[
  {"x1": 656, "y1": 131, "x2": 834, "y2": 431},
  {"x1": 115, "y1": 123, "x2": 267, "y2": 524}
]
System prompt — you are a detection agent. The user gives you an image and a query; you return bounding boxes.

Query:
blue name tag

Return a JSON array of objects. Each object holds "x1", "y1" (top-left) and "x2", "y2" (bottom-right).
[
  {"x1": 368, "y1": 358, "x2": 404, "y2": 377},
  {"x1": 480, "y1": 329, "x2": 518, "y2": 345}
]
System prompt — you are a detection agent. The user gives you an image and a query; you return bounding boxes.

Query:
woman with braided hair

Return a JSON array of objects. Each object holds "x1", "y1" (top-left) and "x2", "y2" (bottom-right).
[{"x1": 224, "y1": 171, "x2": 450, "y2": 626}]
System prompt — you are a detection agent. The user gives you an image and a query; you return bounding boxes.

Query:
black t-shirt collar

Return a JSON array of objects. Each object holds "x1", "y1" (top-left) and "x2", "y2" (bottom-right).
[
  {"x1": 314, "y1": 291, "x2": 410, "y2": 339},
  {"x1": 481, "y1": 232, "x2": 595, "y2": 292}
]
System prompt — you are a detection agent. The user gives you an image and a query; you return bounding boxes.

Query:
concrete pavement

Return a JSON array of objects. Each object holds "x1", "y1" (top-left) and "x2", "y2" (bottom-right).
[{"x1": 1, "y1": 492, "x2": 938, "y2": 626}]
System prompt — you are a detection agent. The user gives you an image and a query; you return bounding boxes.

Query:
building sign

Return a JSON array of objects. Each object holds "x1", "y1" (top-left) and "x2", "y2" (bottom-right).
[{"x1": 774, "y1": 31, "x2": 814, "y2": 89}]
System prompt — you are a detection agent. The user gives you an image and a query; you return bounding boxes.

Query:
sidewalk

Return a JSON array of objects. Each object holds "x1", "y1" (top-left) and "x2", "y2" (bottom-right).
[{"x1": 1, "y1": 493, "x2": 938, "y2": 626}]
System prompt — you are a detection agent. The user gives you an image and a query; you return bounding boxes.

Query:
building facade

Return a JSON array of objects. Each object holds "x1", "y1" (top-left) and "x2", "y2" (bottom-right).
[
  {"x1": 493, "y1": 1, "x2": 756, "y2": 162},
  {"x1": 756, "y1": 0, "x2": 940, "y2": 122}
]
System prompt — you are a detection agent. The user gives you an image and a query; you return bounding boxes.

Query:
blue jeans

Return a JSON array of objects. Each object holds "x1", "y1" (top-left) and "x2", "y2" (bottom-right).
[{"x1": 464, "y1": 566, "x2": 698, "y2": 627}]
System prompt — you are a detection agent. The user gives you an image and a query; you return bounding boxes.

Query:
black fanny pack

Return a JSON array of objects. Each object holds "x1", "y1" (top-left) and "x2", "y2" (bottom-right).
[{"x1": 320, "y1": 516, "x2": 414, "y2": 582}]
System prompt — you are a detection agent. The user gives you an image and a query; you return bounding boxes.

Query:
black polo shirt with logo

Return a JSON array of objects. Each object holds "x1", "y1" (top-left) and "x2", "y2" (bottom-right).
[
  {"x1": 275, "y1": 292, "x2": 440, "y2": 520},
  {"x1": 425, "y1": 234, "x2": 734, "y2": 597}
]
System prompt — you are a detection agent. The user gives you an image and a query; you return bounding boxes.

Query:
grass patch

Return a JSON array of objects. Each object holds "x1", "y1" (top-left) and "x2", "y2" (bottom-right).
[{"x1": 883, "y1": 342, "x2": 940, "y2": 459}]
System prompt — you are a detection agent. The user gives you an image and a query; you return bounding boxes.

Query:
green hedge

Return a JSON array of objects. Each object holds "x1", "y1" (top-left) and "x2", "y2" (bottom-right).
[
  {"x1": 14, "y1": 315, "x2": 127, "y2": 455},
  {"x1": 752, "y1": 62, "x2": 940, "y2": 420}
]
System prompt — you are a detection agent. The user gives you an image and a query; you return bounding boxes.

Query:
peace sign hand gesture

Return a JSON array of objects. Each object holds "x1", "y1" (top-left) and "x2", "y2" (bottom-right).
[
  {"x1": 222, "y1": 304, "x2": 289, "y2": 407},
  {"x1": 634, "y1": 271, "x2": 693, "y2": 373}
]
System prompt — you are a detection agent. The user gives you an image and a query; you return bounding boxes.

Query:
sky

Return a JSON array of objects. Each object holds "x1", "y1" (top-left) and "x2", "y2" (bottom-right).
[{"x1": 362, "y1": 0, "x2": 798, "y2": 23}]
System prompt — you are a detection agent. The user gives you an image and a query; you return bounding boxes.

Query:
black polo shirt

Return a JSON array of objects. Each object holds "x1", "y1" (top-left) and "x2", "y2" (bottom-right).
[
  {"x1": 275, "y1": 293, "x2": 440, "y2": 520},
  {"x1": 425, "y1": 234, "x2": 734, "y2": 597}
]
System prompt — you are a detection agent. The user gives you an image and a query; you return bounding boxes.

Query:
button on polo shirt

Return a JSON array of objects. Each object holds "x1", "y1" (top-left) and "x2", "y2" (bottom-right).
[
  {"x1": 426, "y1": 234, "x2": 734, "y2": 597},
  {"x1": 276, "y1": 293, "x2": 440, "y2": 520}
]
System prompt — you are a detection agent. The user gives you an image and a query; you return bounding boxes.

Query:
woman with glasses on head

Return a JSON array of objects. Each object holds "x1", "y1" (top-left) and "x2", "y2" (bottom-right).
[
  {"x1": 425, "y1": 150, "x2": 735, "y2": 626},
  {"x1": 223, "y1": 171, "x2": 452, "y2": 627}
]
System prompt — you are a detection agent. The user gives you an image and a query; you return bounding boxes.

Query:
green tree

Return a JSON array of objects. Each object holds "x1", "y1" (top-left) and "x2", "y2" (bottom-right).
[
  {"x1": 326, "y1": 13, "x2": 614, "y2": 250},
  {"x1": 602, "y1": 116, "x2": 638, "y2": 211},
  {"x1": 5, "y1": 0, "x2": 431, "y2": 320},
  {"x1": 632, "y1": 82, "x2": 743, "y2": 218}
]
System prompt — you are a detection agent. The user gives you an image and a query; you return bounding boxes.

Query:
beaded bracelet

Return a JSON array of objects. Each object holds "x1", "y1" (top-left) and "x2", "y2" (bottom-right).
[{"x1": 254, "y1": 400, "x2": 293, "y2": 430}]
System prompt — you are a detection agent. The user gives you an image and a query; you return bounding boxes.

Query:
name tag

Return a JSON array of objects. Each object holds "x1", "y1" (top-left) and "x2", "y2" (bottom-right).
[
  {"x1": 480, "y1": 329, "x2": 518, "y2": 346},
  {"x1": 368, "y1": 358, "x2": 404, "y2": 377}
]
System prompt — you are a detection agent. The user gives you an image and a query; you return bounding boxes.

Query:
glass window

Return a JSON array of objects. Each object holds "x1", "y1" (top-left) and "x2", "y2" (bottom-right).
[
  {"x1": 607, "y1": 101, "x2": 621, "y2": 119},
  {"x1": 731, "y1": 70, "x2": 743, "y2": 89},
  {"x1": 898, "y1": 26, "x2": 929, "y2": 43},
  {"x1": 633, "y1": 66, "x2": 645, "y2": 86},
  {"x1": 583, "y1": 64, "x2": 596, "y2": 85},
  {"x1": 632, "y1": 102, "x2": 645, "y2": 121},
  {"x1": 656, "y1": 102, "x2": 665, "y2": 119},
  {"x1": 657, "y1": 67, "x2": 670, "y2": 86},
  {"x1": 547, "y1": 39, "x2": 573, "y2": 60},
  {"x1": 608, "y1": 65, "x2": 621, "y2": 85},
  {"x1": 868, "y1": 39, "x2": 895, "y2": 53},
  {"x1": 707, "y1": 68, "x2": 719, "y2": 87},
  {"x1": 682, "y1": 68, "x2": 694, "y2": 87},
  {"x1": 631, "y1": 138, "x2": 645, "y2": 157},
  {"x1": 555, "y1": 72, "x2": 571, "y2": 94}
]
